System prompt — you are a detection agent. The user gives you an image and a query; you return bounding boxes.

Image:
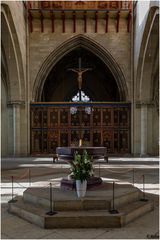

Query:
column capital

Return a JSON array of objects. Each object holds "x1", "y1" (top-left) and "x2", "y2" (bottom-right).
[
  {"x1": 135, "y1": 100, "x2": 154, "y2": 108},
  {"x1": 7, "y1": 100, "x2": 25, "y2": 107}
]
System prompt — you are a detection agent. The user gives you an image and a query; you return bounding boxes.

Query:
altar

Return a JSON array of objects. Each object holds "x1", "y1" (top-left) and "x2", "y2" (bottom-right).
[{"x1": 56, "y1": 146, "x2": 108, "y2": 163}]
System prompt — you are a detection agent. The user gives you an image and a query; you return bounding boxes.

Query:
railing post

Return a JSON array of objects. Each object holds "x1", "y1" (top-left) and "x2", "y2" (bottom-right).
[
  {"x1": 98, "y1": 163, "x2": 100, "y2": 177},
  {"x1": 8, "y1": 176, "x2": 17, "y2": 203},
  {"x1": 46, "y1": 183, "x2": 57, "y2": 215},
  {"x1": 28, "y1": 169, "x2": 31, "y2": 187},
  {"x1": 109, "y1": 181, "x2": 119, "y2": 214},
  {"x1": 132, "y1": 168, "x2": 135, "y2": 186},
  {"x1": 140, "y1": 175, "x2": 148, "y2": 202}
]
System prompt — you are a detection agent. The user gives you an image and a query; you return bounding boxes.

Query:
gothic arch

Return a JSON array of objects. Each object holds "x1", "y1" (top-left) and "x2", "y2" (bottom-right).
[
  {"x1": 33, "y1": 35, "x2": 128, "y2": 102},
  {"x1": 1, "y1": 4, "x2": 25, "y2": 102},
  {"x1": 136, "y1": 6, "x2": 159, "y2": 101},
  {"x1": 1, "y1": 44, "x2": 10, "y2": 100}
]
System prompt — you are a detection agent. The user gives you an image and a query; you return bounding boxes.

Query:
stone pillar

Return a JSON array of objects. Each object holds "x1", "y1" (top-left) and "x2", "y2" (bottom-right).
[
  {"x1": 7, "y1": 101, "x2": 25, "y2": 156},
  {"x1": 140, "y1": 103, "x2": 148, "y2": 156}
]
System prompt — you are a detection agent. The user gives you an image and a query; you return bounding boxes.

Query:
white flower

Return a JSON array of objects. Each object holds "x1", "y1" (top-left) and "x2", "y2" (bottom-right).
[
  {"x1": 89, "y1": 170, "x2": 94, "y2": 175},
  {"x1": 84, "y1": 159, "x2": 89, "y2": 163}
]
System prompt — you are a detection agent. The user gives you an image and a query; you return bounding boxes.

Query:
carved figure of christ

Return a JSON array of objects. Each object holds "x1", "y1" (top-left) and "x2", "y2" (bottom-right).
[{"x1": 68, "y1": 58, "x2": 92, "y2": 100}]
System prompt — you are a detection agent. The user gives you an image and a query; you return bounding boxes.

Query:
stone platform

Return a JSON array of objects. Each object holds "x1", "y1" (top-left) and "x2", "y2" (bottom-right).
[{"x1": 8, "y1": 182, "x2": 154, "y2": 228}]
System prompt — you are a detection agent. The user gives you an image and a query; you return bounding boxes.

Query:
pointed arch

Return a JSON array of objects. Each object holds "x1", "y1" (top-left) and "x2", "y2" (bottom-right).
[
  {"x1": 33, "y1": 35, "x2": 128, "y2": 102},
  {"x1": 136, "y1": 6, "x2": 159, "y2": 101},
  {"x1": 1, "y1": 4, "x2": 25, "y2": 101}
]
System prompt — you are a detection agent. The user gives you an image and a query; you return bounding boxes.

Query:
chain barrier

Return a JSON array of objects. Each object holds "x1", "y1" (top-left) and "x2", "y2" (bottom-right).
[
  {"x1": 6, "y1": 164, "x2": 148, "y2": 205},
  {"x1": 93, "y1": 165, "x2": 150, "y2": 201},
  {"x1": 96, "y1": 167, "x2": 133, "y2": 174},
  {"x1": 7, "y1": 169, "x2": 31, "y2": 203}
]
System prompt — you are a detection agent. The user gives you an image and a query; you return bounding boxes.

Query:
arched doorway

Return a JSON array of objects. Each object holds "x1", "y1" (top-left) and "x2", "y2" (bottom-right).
[{"x1": 31, "y1": 36, "x2": 130, "y2": 156}]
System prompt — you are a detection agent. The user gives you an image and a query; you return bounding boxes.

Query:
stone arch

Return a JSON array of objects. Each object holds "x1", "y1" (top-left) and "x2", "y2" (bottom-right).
[
  {"x1": 136, "y1": 6, "x2": 159, "y2": 101},
  {"x1": 1, "y1": 4, "x2": 25, "y2": 102},
  {"x1": 1, "y1": 44, "x2": 10, "y2": 100},
  {"x1": 33, "y1": 35, "x2": 128, "y2": 102}
]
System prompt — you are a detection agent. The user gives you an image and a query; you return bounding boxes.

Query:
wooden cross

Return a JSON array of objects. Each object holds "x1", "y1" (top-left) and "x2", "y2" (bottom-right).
[{"x1": 68, "y1": 58, "x2": 92, "y2": 100}]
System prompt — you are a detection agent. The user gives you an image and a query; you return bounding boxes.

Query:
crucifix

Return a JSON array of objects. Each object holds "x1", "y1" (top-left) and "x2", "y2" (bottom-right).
[{"x1": 68, "y1": 58, "x2": 92, "y2": 101}]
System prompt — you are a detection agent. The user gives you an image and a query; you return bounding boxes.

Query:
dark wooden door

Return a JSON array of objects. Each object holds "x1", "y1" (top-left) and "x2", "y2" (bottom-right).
[{"x1": 30, "y1": 102, "x2": 131, "y2": 155}]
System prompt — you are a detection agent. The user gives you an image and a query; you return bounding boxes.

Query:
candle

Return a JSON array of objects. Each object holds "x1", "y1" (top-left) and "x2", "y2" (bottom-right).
[{"x1": 79, "y1": 139, "x2": 82, "y2": 147}]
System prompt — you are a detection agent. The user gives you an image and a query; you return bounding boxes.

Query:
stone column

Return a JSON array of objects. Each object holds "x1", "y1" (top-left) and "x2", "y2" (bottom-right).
[
  {"x1": 7, "y1": 101, "x2": 25, "y2": 156},
  {"x1": 140, "y1": 103, "x2": 148, "y2": 156}
]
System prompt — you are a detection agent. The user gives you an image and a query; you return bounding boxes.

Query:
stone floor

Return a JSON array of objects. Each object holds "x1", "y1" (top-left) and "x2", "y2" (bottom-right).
[{"x1": 1, "y1": 157, "x2": 159, "y2": 239}]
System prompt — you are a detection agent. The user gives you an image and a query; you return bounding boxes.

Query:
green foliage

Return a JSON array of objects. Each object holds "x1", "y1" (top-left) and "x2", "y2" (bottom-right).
[{"x1": 70, "y1": 150, "x2": 94, "y2": 182}]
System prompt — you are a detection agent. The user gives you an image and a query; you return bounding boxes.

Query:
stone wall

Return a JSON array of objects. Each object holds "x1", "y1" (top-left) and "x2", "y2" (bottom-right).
[{"x1": 29, "y1": 17, "x2": 131, "y2": 101}]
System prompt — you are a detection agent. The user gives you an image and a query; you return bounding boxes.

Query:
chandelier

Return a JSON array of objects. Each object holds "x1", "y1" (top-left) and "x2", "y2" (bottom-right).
[{"x1": 70, "y1": 91, "x2": 92, "y2": 115}]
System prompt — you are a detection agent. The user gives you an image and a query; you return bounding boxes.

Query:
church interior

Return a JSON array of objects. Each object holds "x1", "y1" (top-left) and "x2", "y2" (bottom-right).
[{"x1": 1, "y1": 0, "x2": 159, "y2": 239}]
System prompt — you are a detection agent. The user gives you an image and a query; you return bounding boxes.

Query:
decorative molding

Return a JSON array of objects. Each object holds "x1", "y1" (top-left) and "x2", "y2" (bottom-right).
[
  {"x1": 28, "y1": 1, "x2": 132, "y2": 11},
  {"x1": 7, "y1": 100, "x2": 26, "y2": 107},
  {"x1": 135, "y1": 101, "x2": 154, "y2": 108}
]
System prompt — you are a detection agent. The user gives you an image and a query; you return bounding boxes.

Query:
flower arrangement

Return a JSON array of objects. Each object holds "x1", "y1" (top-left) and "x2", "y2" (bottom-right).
[{"x1": 70, "y1": 150, "x2": 94, "y2": 182}]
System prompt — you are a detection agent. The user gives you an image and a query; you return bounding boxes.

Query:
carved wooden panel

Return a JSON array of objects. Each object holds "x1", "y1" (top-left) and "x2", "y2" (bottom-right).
[
  {"x1": 82, "y1": 129, "x2": 90, "y2": 146},
  {"x1": 48, "y1": 108, "x2": 58, "y2": 128},
  {"x1": 103, "y1": 129, "x2": 113, "y2": 153},
  {"x1": 71, "y1": 108, "x2": 80, "y2": 126},
  {"x1": 93, "y1": 108, "x2": 101, "y2": 126},
  {"x1": 31, "y1": 107, "x2": 42, "y2": 128},
  {"x1": 48, "y1": 130, "x2": 59, "y2": 153},
  {"x1": 93, "y1": 129, "x2": 101, "y2": 147},
  {"x1": 42, "y1": 109, "x2": 48, "y2": 128},
  {"x1": 81, "y1": 108, "x2": 91, "y2": 127},
  {"x1": 30, "y1": 103, "x2": 131, "y2": 155},
  {"x1": 113, "y1": 130, "x2": 119, "y2": 153},
  {"x1": 113, "y1": 108, "x2": 119, "y2": 126},
  {"x1": 71, "y1": 129, "x2": 79, "y2": 146},
  {"x1": 60, "y1": 108, "x2": 69, "y2": 127},
  {"x1": 119, "y1": 130, "x2": 130, "y2": 153},
  {"x1": 102, "y1": 108, "x2": 112, "y2": 126},
  {"x1": 31, "y1": 130, "x2": 42, "y2": 153},
  {"x1": 42, "y1": 130, "x2": 48, "y2": 153},
  {"x1": 119, "y1": 107, "x2": 129, "y2": 127},
  {"x1": 60, "y1": 129, "x2": 68, "y2": 146}
]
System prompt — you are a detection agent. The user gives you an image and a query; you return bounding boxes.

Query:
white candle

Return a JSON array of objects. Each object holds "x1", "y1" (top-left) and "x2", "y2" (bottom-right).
[{"x1": 79, "y1": 139, "x2": 82, "y2": 147}]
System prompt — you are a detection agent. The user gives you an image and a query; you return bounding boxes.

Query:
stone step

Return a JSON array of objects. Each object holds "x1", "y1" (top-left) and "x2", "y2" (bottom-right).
[
  {"x1": 8, "y1": 197, "x2": 154, "y2": 228},
  {"x1": 23, "y1": 185, "x2": 140, "y2": 211}
]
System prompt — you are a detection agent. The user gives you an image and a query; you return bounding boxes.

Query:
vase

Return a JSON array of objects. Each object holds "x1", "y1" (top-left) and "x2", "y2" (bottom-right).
[{"x1": 76, "y1": 180, "x2": 87, "y2": 198}]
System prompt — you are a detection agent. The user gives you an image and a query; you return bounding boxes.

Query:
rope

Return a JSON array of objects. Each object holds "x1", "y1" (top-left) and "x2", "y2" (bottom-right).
[
  {"x1": 99, "y1": 168, "x2": 133, "y2": 174},
  {"x1": 14, "y1": 181, "x2": 27, "y2": 188},
  {"x1": 135, "y1": 174, "x2": 144, "y2": 181},
  {"x1": 13, "y1": 169, "x2": 30, "y2": 180}
]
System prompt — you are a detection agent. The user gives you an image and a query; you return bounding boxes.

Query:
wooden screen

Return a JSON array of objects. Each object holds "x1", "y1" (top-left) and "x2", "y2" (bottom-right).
[{"x1": 30, "y1": 103, "x2": 131, "y2": 155}]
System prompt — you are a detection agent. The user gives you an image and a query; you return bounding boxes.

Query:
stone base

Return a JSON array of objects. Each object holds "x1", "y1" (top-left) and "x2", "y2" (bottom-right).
[
  {"x1": 8, "y1": 182, "x2": 154, "y2": 228},
  {"x1": 60, "y1": 177, "x2": 102, "y2": 190}
]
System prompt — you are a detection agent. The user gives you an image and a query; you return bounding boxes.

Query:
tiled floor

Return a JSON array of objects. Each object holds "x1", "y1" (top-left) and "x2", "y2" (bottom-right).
[{"x1": 1, "y1": 157, "x2": 159, "y2": 239}]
